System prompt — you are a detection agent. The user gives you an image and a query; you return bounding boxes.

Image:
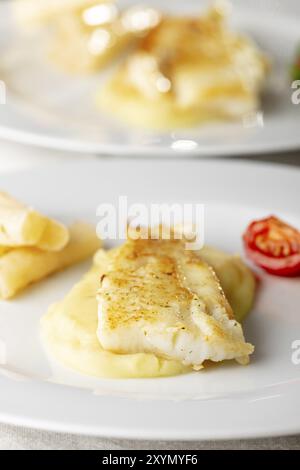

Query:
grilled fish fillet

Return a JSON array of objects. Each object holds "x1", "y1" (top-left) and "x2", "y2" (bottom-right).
[
  {"x1": 97, "y1": 238, "x2": 254, "y2": 369},
  {"x1": 13, "y1": 0, "x2": 105, "y2": 28}
]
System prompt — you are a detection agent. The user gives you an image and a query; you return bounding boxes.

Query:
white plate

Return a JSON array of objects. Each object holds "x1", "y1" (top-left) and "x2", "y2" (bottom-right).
[
  {"x1": 0, "y1": 159, "x2": 300, "y2": 440},
  {"x1": 0, "y1": 0, "x2": 299, "y2": 156}
]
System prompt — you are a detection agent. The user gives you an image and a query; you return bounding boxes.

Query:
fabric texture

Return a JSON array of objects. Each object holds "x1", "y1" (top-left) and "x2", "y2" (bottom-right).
[{"x1": 1, "y1": 423, "x2": 300, "y2": 450}]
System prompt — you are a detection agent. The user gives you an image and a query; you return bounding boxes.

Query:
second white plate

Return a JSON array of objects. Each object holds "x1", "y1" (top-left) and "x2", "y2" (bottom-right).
[{"x1": 0, "y1": 0, "x2": 299, "y2": 156}]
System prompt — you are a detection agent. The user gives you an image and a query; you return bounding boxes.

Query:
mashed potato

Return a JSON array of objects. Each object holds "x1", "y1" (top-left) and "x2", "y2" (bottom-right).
[
  {"x1": 41, "y1": 246, "x2": 255, "y2": 378},
  {"x1": 199, "y1": 246, "x2": 256, "y2": 323}
]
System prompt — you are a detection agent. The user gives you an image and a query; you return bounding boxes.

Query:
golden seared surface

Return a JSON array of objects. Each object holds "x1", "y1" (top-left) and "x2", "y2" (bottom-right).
[
  {"x1": 100, "y1": 237, "x2": 234, "y2": 331},
  {"x1": 97, "y1": 236, "x2": 253, "y2": 368}
]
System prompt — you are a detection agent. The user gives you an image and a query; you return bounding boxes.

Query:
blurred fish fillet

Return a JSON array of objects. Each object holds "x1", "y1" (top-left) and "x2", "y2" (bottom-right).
[{"x1": 13, "y1": 0, "x2": 111, "y2": 28}]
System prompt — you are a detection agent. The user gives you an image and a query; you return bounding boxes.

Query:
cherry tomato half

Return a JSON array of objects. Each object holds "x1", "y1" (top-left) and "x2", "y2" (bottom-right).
[{"x1": 243, "y1": 216, "x2": 300, "y2": 276}]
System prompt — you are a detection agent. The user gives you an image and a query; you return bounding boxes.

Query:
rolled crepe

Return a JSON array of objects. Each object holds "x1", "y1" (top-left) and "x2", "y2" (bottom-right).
[
  {"x1": 0, "y1": 222, "x2": 101, "y2": 299},
  {"x1": 0, "y1": 191, "x2": 69, "y2": 251}
]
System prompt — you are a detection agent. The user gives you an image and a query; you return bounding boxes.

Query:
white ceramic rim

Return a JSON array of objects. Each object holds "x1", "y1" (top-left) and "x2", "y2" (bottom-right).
[{"x1": 0, "y1": 159, "x2": 299, "y2": 441}]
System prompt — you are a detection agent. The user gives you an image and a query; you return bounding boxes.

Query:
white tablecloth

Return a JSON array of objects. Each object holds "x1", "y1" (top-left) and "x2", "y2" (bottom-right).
[
  {"x1": 2, "y1": 422, "x2": 300, "y2": 450},
  {"x1": 0, "y1": 139, "x2": 299, "y2": 450}
]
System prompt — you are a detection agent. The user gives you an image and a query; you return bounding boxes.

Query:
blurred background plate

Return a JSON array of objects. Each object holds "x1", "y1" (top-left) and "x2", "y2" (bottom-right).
[{"x1": 0, "y1": 0, "x2": 299, "y2": 156}]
